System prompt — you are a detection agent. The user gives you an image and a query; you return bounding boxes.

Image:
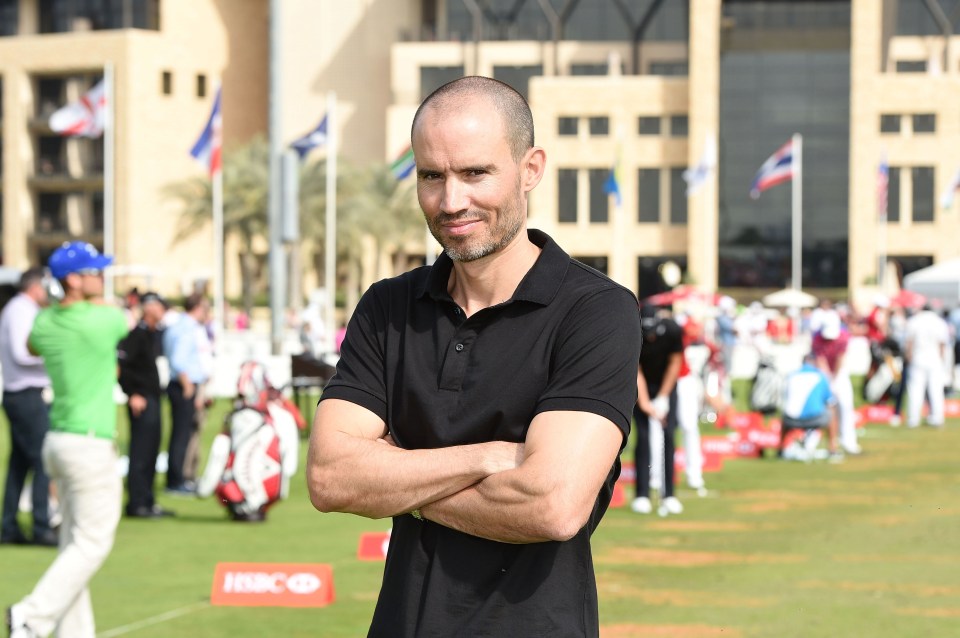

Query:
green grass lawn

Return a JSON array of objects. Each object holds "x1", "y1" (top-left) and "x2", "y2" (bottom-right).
[{"x1": 2, "y1": 394, "x2": 959, "y2": 637}]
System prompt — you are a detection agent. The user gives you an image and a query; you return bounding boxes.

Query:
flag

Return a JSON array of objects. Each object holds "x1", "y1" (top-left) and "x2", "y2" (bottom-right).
[
  {"x1": 48, "y1": 79, "x2": 106, "y2": 138},
  {"x1": 877, "y1": 156, "x2": 889, "y2": 219},
  {"x1": 390, "y1": 145, "x2": 415, "y2": 180},
  {"x1": 290, "y1": 114, "x2": 328, "y2": 160},
  {"x1": 749, "y1": 139, "x2": 794, "y2": 199},
  {"x1": 603, "y1": 155, "x2": 622, "y2": 207},
  {"x1": 683, "y1": 134, "x2": 717, "y2": 196},
  {"x1": 940, "y1": 167, "x2": 960, "y2": 210},
  {"x1": 190, "y1": 87, "x2": 223, "y2": 177}
]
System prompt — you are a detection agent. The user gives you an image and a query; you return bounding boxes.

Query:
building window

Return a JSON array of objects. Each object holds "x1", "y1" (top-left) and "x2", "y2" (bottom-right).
[
  {"x1": 638, "y1": 169, "x2": 660, "y2": 222},
  {"x1": 589, "y1": 169, "x2": 609, "y2": 223},
  {"x1": 911, "y1": 166, "x2": 934, "y2": 222},
  {"x1": 669, "y1": 115, "x2": 688, "y2": 137},
  {"x1": 588, "y1": 117, "x2": 609, "y2": 136},
  {"x1": 638, "y1": 117, "x2": 661, "y2": 135},
  {"x1": 649, "y1": 61, "x2": 689, "y2": 76},
  {"x1": 492, "y1": 65, "x2": 542, "y2": 101},
  {"x1": 37, "y1": 0, "x2": 159, "y2": 33},
  {"x1": 896, "y1": 60, "x2": 927, "y2": 73},
  {"x1": 196, "y1": 74, "x2": 207, "y2": 98},
  {"x1": 880, "y1": 114, "x2": 901, "y2": 133},
  {"x1": 912, "y1": 113, "x2": 935, "y2": 133},
  {"x1": 161, "y1": 70, "x2": 172, "y2": 95},
  {"x1": 0, "y1": 0, "x2": 17, "y2": 36},
  {"x1": 420, "y1": 66, "x2": 464, "y2": 101},
  {"x1": 36, "y1": 77, "x2": 65, "y2": 117},
  {"x1": 570, "y1": 63, "x2": 609, "y2": 76},
  {"x1": 36, "y1": 193, "x2": 65, "y2": 233},
  {"x1": 558, "y1": 117, "x2": 578, "y2": 136},
  {"x1": 36, "y1": 136, "x2": 65, "y2": 175},
  {"x1": 558, "y1": 169, "x2": 578, "y2": 223},
  {"x1": 669, "y1": 168, "x2": 687, "y2": 224},
  {"x1": 888, "y1": 166, "x2": 900, "y2": 223}
]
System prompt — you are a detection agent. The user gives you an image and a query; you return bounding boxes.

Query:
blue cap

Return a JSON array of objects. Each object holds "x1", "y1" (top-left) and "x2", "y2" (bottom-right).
[{"x1": 48, "y1": 241, "x2": 114, "y2": 279}]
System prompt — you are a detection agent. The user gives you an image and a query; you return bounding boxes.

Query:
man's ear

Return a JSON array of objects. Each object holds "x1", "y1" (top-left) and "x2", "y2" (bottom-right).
[{"x1": 521, "y1": 147, "x2": 546, "y2": 194}]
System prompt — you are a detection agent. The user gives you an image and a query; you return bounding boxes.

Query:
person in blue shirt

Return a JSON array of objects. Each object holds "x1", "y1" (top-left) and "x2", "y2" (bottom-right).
[
  {"x1": 779, "y1": 354, "x2": 839, "y2": 458},
  {"x1": 161, "y1": 293, "x2": 212, "y2": 494}
]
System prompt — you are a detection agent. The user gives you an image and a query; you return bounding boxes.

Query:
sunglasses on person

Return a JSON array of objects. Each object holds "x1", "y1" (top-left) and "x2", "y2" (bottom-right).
[{"x1": 74, "y1": 268, "x2": 104, "y2": 276}]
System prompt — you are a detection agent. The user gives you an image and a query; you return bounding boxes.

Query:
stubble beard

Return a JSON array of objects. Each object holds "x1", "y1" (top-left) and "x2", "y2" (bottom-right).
[{"x1": 426, "y1": 194, "x2": 526, "y2": 263}]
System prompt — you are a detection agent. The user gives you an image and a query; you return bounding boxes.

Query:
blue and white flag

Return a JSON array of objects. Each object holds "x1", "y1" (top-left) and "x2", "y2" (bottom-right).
[
  {"x1": 683, "y1": 134, "x2": 717, "y2": 196},
  {"x1": 940, "y1": 167, "x2": 960, "y2": 210},
  {"x1": 290, "y1": 114, "x2": 328, "y2": 160}
]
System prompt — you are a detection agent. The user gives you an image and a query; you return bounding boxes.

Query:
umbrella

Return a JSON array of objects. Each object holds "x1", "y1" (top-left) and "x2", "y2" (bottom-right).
[
  {"x1": 889, "y1": 288, "x2": 926, "y2": 309},
  {"x1": 761, "y1": 287, "x2": 819, "y2": 308},
  {"x1": 643, "y1": 286, "x2": 722, "y2": 307}
]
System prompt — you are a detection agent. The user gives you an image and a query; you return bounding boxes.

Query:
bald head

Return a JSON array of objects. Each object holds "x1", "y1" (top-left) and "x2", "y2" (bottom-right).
[{"x1": 412, "y1": 76, "x2": 534, "y2": 162}]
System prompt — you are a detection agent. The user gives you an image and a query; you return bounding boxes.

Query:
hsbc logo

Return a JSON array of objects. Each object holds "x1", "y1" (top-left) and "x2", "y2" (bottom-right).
[
  {"x1": 211, "y1": 562, "x2": 334, "y2": 607},
  {"x1": 223, "y1": 571, "x2": 322, "y2": 595}
]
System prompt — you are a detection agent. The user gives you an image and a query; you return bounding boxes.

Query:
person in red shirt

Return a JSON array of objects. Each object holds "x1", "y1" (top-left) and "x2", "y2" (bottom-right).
[{"x1": 811, "y1": 309, "x2": 860, "y2": 455}]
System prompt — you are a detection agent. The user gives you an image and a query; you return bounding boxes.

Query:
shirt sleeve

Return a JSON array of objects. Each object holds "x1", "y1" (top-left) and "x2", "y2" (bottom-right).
[
  {"x1": 535, "y1": 287, "x2": 641, "y2": 440},
  {"x1": 320, "y1": 284, "x2": 389, "y2": 422},
  {"x1": 10, "y1": 306, "x2": 44, "y2": 367}
]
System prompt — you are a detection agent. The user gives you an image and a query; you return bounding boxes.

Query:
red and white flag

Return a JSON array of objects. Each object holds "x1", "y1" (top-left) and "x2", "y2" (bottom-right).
[{"x1": 48, "y1": 79, "x2": 106, "y2": 138}]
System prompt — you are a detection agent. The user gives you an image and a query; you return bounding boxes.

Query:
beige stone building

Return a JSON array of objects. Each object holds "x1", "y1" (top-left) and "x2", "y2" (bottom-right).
[{"x1": 2, "y1": 0, "x2": 959, "y2": 304}]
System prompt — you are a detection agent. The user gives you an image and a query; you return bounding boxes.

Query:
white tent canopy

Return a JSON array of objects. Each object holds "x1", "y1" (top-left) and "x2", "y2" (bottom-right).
[
  {"x1": 903, "y1": 258, "x2": 960, "y2": 309},
  {"x1": 762, "y1": 287, "x2": 819, "y2": 308}
]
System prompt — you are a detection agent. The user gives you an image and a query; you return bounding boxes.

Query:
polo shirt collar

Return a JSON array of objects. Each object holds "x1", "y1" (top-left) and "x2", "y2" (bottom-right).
[{"x1": 418, "y1": 229, "x2": 569, "y2": 307}]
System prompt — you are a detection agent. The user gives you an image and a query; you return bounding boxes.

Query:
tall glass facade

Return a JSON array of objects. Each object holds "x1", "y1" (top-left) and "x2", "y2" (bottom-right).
[
  {"x1": 719, "y1": 0, "x2": 851, "y2": 288},
  {"x1": 444, "y1": 0, "x2": 687, "y2": 43}
]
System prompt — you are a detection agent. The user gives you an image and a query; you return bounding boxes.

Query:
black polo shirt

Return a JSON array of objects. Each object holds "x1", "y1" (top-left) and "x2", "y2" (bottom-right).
[{"x1": 322, "y1": 229, "x2": 640, "y2": 638}]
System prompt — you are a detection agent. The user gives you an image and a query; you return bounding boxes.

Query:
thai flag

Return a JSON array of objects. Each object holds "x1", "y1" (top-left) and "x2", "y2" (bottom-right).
[
  {"x1": 290, "y1": 114, "x2": 328, "y2": 160},
  {"x1": 390, "y1": 145, "x2": 415, "y2": 180},
  {"x1": 190, "y1": 87, "x2": 223, "y2": 177},
  {"x1": 877, "y1": 156, "x2": 889, "y2": 219},
  {"x1": 48, "y1": 79, "x2": 106, "y2": 138},
  {"x1": 749, "y1": 139, "x2": 794, "y2": 199}
]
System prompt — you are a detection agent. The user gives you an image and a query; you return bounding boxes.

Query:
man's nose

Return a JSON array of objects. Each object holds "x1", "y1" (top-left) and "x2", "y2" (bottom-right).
[{"x1": 441, "y1": 178, "x2": 469, "y2": 213}]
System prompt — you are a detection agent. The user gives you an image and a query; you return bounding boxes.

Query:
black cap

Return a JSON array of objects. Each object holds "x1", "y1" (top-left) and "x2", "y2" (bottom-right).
[{"x1": 140, "y1": 291, "x2": 168, "y2": 309}]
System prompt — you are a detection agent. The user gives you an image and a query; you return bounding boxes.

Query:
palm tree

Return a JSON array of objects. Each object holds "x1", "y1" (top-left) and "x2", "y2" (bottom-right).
[
  {"x1": 165, "y1": 135, "x2": 269, "y2": 316},
  {"x1": 167, "y1": 138, "x2": 423, "y2": 320}
]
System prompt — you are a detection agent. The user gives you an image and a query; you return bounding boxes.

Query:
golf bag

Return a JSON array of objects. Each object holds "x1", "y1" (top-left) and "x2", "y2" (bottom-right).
[
  {"x1": 197, "y1": 361, "x2": 300, "y2": 521},
  {"x1": 750, "y1": 356, "x2": 783, "y2": 415},
  {"x1": 862, "y1": 339, "x2": 901, "y2": 404}
]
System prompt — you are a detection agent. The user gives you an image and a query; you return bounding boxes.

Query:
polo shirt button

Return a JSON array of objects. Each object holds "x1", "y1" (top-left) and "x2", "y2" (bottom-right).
[{"x1": 455, "y1": 343, "x2": 464, "y2": 352}]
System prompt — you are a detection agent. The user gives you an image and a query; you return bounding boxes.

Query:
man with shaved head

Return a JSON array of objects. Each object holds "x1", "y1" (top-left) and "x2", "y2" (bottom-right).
[{"x1": 308, "y1": 76, "x2": 640, "y2": 637}]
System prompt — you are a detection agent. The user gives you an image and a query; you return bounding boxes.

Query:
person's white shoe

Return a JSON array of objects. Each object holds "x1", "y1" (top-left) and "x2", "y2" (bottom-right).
[
  {"x1": 662, "y1": 496, "x2": 684, "y2": 515},
  {"x1": 842, "y1": 444, "x2": 862, "y2": 456},
  {"x1": 630, "y1": 497, "x2": 652, "y2": 514},
  {"x1": 889, "y1": 415, "x2": 901, "y2": 427},
  {"x1": 6, "y1": 604, "x2": 37, "y2": 638}
]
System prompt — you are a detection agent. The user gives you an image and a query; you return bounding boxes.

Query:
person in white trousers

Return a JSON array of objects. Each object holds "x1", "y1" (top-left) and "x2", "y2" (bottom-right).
[
  {"x1": 904, "y1": 305, "x2": 950, "y2": 428},
  {"x1": 811, "y1": 309, "x2": 860, "y2": 455}
]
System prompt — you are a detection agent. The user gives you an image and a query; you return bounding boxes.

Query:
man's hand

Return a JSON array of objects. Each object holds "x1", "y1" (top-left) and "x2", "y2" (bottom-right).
[
  {"x1": 307, "y1": 399, "x2": 524, "y2": 519},
  {"x1": 651, "y1": 395, "x2": 670, "y2": 422},
  {"x1": 129, "y1": 394, "x2": 147, "y2": 417},
  {"x1": 180, "y1": 376, "x2": 196, "y2": 400}
]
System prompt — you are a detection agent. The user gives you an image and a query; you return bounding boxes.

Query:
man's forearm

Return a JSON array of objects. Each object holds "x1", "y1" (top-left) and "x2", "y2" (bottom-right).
[
  {"x1": 420, "y1": 470, "x2": 576, "y2": 544},
  {"x1": 307, "y1": 434, "x2": 520, "y2": 520}
]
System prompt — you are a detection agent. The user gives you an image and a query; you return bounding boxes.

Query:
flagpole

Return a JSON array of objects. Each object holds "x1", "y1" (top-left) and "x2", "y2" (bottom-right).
[
  {"x1": 878, "y1": 155, "x2": 887, "y2": 291},
  {"x1": 325, "y1": 90, "x2": 337, "y2": 356},
  {"x1": 103, "y1": 63, "x2": 115, "y2": 299},
  {"x1": 791, "y1": 133, "x2": 802, "y2": 291},
  {"x1": 213, "y1": 165, "x2": 224, "y2": 335}
]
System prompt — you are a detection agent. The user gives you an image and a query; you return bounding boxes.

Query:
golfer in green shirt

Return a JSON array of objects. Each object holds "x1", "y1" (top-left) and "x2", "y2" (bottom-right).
[{"x1": 6, "y1": 242, "x2": 128, "y2": 638}]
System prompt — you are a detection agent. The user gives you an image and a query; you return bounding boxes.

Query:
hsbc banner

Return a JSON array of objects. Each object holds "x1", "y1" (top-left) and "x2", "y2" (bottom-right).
[{"x1": 210, "y1": 562, "x2": 335, "y2": 607}]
